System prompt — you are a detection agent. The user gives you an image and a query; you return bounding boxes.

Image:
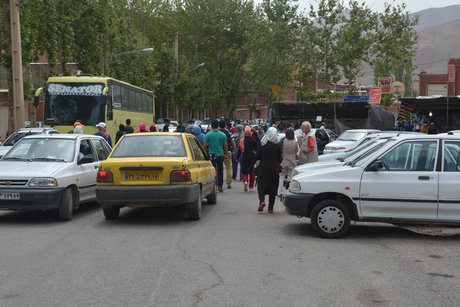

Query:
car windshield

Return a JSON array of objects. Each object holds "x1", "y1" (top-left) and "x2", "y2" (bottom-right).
[
  {"x1": 3, "y1": 138, "x2": 75, "y2": 162},
  {"x1": 351, "y1": 139, "x2": 397, "y2": 167},
  {"x1": 112, "y1": 135, "x2": 186, "y2": 157},
  {"x1": 44, "y1": 82, "x2": 106, "y2": 126},
  {"x1": 338, "y1": 131, "x2": 366, "y2": 141},
  {"x1": 3, "y1": 131, "x2": 41, "y2": 146}
]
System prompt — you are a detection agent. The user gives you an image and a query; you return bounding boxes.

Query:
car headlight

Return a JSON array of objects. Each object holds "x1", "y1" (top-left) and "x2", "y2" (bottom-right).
[
  {"x1": 289, "y1": 180, "x2": 301, "y2": 192},
  {"x1": 29, "y1": 177, "x2": 58, "y2": 187}
]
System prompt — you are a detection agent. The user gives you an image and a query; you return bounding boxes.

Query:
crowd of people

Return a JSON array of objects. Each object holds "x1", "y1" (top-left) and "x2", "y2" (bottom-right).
[{"x1": 72, "y1": 117, "x2": 319, "y2": 214}]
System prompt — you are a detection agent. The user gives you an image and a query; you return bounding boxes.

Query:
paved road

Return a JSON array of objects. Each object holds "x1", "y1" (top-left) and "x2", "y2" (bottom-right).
[{"x1": 0, "y1": 181, "x2": 459, "y2": 306}]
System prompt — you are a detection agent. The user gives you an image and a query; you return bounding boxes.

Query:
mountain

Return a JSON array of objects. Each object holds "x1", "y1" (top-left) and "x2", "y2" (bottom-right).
[
  {"x1": 357, "y1": 5, "x2": 460, "y2": 87},
  {"x1": 411, "y1": 5, "x2": 460, "y2": 29}
]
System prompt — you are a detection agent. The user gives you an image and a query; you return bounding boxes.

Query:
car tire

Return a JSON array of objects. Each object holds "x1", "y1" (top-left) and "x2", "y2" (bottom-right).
[
  {"x1": 103, "y1": 207, "x2": 120, "y2": 220},
  {"x1": 188, "y1": 192, "x2": 202, "y2": 221},
  {"x1": 58, "y1": 188, "x2": 74, "y2": 221},
  {"x1": 310, "y1": 199, "x2": 350, "y2": 238},
  {"x1": 206, "y1": 183, "x2": 217, "y2": 205}
]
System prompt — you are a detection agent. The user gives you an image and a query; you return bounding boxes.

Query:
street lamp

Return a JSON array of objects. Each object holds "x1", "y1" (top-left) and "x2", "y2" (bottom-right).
[{"x1": 101, "y1": 47, "x2": 154, "y2": 75}]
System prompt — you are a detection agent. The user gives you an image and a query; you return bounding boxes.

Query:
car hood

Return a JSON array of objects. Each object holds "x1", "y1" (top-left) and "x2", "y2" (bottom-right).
[
  {"x1": 292, "y1": 164, "x2": 358, "y2": 181},
  {"x1": 0, "y1": 146, "x2": 12, "y2": 157},
  {"x1": 0, "y1": 161, "x2": 67, "y2": 177},
  {"x1": 294, "y1": 160, "x2": 344, "y2": 173},
  {"x1": 326, "y1": 140, "x2": 356, "y2": 148}
]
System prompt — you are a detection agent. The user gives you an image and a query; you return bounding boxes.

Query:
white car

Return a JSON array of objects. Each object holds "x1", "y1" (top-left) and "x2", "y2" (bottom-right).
[
  {"x1": 323, "y1": 129, "x2": 380, "y2": 153},
  {"x1": 0, "y1": 134, "x2": 111, "y2": 220},
  {"x1": 283, "y1": 134, "x2": 460, "y2": 238},
  {"x1": 0, "y1": 128, "x2": 59, "y2": 158}
]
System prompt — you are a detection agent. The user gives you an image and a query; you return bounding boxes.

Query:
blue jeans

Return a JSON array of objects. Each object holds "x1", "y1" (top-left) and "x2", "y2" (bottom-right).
[{"x1": 211, "y1": 155, "x2": 224, "y2": 188}]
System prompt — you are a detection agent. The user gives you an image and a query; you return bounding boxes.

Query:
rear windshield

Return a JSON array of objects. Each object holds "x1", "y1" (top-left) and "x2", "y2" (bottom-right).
[{"x1": 111, "y1": 135, "x2": 186, "y2": 157}]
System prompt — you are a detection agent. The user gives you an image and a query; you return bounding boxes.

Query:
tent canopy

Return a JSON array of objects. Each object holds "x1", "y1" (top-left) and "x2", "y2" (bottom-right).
[
  {"x1": 270, "y1": 101, "x2": 395, "y2": 134},
  {"x1": 399, "y1": 97, "x2": 460, "y2": 133}
]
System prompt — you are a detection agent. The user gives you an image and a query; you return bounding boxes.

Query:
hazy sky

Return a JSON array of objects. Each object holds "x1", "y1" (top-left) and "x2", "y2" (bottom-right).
[{"x1": 296, "y1": 0, "x2": 459, "y2": 13}]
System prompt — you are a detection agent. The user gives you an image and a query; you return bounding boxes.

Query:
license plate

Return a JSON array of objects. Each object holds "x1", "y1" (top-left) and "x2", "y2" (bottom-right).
[
  {"x1": 0, "y1": 193, "x2": 20, "y2": 200},
  {"x1": 124, "y1": 173, "x2": 160, "y2": 181}
]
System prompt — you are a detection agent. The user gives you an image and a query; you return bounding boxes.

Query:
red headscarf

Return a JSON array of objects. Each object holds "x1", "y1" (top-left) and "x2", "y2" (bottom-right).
[{"x1": 149, "y1": 124, "x2": 157, "y2": 132}]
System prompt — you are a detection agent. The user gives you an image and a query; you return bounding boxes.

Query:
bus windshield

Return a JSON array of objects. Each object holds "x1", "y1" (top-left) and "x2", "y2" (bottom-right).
[{"x1": 44, "y1": 82, "x2": 106, "y2": 126}]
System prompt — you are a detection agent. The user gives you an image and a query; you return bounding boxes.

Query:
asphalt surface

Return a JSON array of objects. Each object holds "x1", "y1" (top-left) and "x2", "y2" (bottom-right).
[{"x1": 0, "y1": 180, "x2": 459, "y2": 306}]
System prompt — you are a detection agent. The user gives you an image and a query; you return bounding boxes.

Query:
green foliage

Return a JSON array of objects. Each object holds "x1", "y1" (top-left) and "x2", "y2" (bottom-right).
[{"x1": 1, "y1": 0, "x2": 420, "y2": 121}]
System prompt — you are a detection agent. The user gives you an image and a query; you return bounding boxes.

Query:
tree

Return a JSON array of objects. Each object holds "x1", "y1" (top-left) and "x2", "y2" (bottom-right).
[
  {"x1": 369, "y1": 2, "x2": 418, "y2": 96},
  {"x1": 336, "y1": 1, "x2": 376, "y2": 93},
  {"x1": 248, "y1": 0, "x2": 300, "y2": 104}
]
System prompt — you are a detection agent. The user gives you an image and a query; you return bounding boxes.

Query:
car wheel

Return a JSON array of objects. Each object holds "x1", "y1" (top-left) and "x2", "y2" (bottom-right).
[
  {"x1": 206, "y1": 183, "x2": 217, "y2": 205},
  {"x1": 188, "y1": 192, "x2": 202, "y2": 221},
  {"x1": 103, "y1": 207, "x2": 120, "y2": 220},
  {"x1": 310, "y1": 199, "x2": 350, "y2": 238},
  {"x1": 58, "y1": 188, "x2": 74, "y2": 221}
]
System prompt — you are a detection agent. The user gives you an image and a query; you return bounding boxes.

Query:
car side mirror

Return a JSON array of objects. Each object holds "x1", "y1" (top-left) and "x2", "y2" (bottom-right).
[
  {"x1": 366, "y1": 160, "x2": 384, "y2": 171},
  {"x1": 78, "y1": 156, "x2": 95, "y2": 164}
]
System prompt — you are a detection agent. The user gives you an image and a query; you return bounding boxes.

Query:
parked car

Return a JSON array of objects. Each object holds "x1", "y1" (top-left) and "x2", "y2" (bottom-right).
[
  {"x1": 277, "y1": 128, "x2": 338, "y2": 155},
  {"x1": 0, "y1": 128, "x2": 59, "y2": 158},
  {"x1": 323, "y1": 129, "x2": 380, "y2": 154},
  {"x1": 284, "y1": 137, "x2": 394, "y2": 189},
  {"x1": 96, "y1": 132, "x2": 217, "y2": 220},
  {"x1": 0, "y1": 134, "x2": 111, "y2": 220},
  {"x1": 283, "y1": 134, "x2": 460, "y2": 238}
]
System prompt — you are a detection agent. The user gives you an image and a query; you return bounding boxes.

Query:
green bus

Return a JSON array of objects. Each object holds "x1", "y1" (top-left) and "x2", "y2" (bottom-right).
[{"x1": 35, "y1": 75, "x2": 155, "y2": 138}]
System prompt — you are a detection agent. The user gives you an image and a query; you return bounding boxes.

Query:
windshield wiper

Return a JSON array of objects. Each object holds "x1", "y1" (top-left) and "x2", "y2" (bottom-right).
[
  {"x1": 3, "y1": 157, "x2": 32, "y2": 162},
  {"x1": 31, "y1": 157, "x2": 66, "y2": 162}
]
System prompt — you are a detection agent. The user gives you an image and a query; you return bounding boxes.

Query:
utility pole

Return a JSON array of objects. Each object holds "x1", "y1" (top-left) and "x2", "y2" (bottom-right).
[
  {"x1": 174, "y1": 31, "x2": 179, "y2": 119},
  {"x1": 10, "y1": 0, "x2": 25, "y2": 130}
]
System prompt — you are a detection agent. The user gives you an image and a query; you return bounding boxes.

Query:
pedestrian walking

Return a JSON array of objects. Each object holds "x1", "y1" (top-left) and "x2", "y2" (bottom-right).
[
  {"x1": 298, "y1": 121, "x2": 318, "y2": 165},
  {"x1": 193, "y1": 125, "x2": 205, "y2": 145},
  {"x1": 256, "y1": 127, "x2": 282, "y2": 213},
  {"x1": 219, "y1": 120, "x2": 235, "y2": 189},
  {"x1": 135, "y1": 122, "x2": 148, "y2": 133},
  {"x1": 278, "y1": 128, "x2": 298, "y2": 195},
  {"x1": 125, "y1": 119, "x2": 134, "y2": 134},
  {"x1": 73, "y1": 122, "x2": 84, "y2": 134},
  {"x1": 241, "y1": 126, "x2": 257, "y2": 192},
  {"x1": 115, "y1": 124, "x2": 127, "y2": 144},
  {"x1": 203, "y1": 119, "x2": 228, "y2": 192},
  {"x1": 94, "y1": 122, "x2": 112, "y2": 147}
]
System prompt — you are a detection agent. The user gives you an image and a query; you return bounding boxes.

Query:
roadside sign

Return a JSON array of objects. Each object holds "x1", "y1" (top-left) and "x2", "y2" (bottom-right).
[
  {"x1": 448, "y1": 64, "x2": 455, "y2": 83},
  {"x1": 271, "y1": 85, "x2": 281, "y2": 94},
  {"x1": 391, "y1": 81, "x2": 405, "y2": 97},
  {"x1": 369, "y1": 88, "x2": 382, "y2": 104},
  {"x1": 378, "y1": 77, "x2": 392, "y2": 93}
]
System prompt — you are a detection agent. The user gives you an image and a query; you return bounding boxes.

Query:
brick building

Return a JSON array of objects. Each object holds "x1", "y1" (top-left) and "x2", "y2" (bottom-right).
[{"x1": 419, "y1": 58, "x2": 460, "y2": 96}]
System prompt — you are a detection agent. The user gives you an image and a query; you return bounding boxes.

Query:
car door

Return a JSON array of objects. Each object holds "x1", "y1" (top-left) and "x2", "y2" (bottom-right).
[
  {"x1": 359, "y1": 139, "x2": 439, "y2": 220},
  {"x1": 187, "y1": 136, "x2": 213, "y2": 196},
  {"x1": 77, "y1": 138, "x2": 100, "y2": 201},
  {"x1": 438, "y1": 140, "x2": 460, "y2": 221}
]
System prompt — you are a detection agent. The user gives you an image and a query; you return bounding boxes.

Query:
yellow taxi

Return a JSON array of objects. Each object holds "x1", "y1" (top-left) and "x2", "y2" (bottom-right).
[{"x1": 96, "y1": 132, "x2": 216, "y2": 220}]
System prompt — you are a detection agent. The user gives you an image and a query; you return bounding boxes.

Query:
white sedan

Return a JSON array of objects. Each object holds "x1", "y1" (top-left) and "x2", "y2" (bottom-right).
[
  {"x1": 323, "y1": 129, "x2": 380, "y2": 153},
  {"x1": 0, "y1": 134, "x2": 111, "y2": 220}
]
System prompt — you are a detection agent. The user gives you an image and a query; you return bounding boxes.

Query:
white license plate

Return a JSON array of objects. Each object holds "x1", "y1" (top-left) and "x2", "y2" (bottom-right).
[{"x1": 0, "y1": 193, "x2": 20, "y2": 200}]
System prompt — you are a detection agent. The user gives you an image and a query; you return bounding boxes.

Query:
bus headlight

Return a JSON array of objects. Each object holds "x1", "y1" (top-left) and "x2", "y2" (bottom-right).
[{"x1": 289, "y1": 180, "x2": 301, "y2": 192}]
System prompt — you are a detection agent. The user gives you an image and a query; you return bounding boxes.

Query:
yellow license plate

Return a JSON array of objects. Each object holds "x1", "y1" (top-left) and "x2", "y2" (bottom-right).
[{"x1": 124, "y1": 174, "x2": 160, "y2": 181}]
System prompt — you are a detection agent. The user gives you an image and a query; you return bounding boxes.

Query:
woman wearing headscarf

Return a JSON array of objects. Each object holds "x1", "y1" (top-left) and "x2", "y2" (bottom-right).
[
  {"x1": 135, "y1": 122, "x2": 148, "y2": 133},
  {"x1": 149, "y1": 123, "x2": 157, "y2": 132},
  {"x1": 193, "y1": 125, "x2": 205, "y2": 145},
  {"x1": 278, "y1": 128, "x2": 298, "y2": 195},
  {"x1": 241, "y1": 126, "x2": 258, "y2": 192},
  {"x1": 255, "y1": 127, "x2": 282, "y2": 213},
  {"x1": 233, "y1": 124, "x2": 244, "y2": 181}
]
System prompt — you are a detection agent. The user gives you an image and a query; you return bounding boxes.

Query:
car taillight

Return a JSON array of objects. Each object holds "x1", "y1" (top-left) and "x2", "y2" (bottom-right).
[
  {"x1": 97, "y1": 170, "x2": 113, "y2": 183},
  {"x1": 170, "y1": 170, "x2": 191, "y2": 183}
]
